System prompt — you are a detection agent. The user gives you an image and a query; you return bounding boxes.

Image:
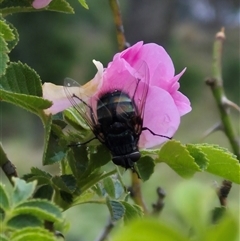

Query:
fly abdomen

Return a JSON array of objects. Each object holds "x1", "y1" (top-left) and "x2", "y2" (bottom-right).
[{"x1": 106, "y1": 131, "x2": 139, "y2": 156}]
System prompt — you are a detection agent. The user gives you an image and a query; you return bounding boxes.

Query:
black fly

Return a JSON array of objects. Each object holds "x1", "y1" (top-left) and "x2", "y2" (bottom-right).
[{"x1": 64, "y1": 63, "x2": 171, "y2": 173}]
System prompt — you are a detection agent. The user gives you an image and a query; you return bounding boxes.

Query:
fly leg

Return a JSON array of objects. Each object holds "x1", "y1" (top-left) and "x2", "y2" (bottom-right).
[{"x1": 142, "y1": 127, "x2": 172, "y2": 139}]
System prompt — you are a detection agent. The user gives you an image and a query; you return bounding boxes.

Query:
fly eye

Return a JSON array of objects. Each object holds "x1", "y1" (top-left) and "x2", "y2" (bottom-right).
[
  {"x1": 129, "y1": 152, "x2": 141, "y2": 163},
  {"x1": 112, "y1": 156, "x2": 123, "y2": 166}
]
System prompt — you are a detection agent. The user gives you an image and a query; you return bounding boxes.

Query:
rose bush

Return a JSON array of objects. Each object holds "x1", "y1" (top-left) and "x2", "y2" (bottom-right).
[{"x1": 43, "y1": 41, "x2": 191, "y2": 148}]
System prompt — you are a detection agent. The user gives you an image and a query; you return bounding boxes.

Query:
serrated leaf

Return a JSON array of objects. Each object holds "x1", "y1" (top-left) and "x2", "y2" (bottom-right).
[
  {"x1": 10, "y1": 227, "x2": 56, "y2": 241},
  {"x1": 4, "y1": 21, "x2": 19, "y2": 51},
  {"x1": 157, "y1": 140, "x2": 200, "y2": 178},
  {"x1": 90, "y1": 145, "x2": 111, "y2": 169},
  {"x1": 0, "y1": 19, "x2": 15, "y2": 41},
  {"x1": 72, "y1": 189, "x2": 95, "y2": 206},
  {"x1": 52, "y1": 175, "x2": 77, "y2": 193},
  {"x1": 0, "y1": 183, "x2": 9, "y2": 210},
  {"x1": 24, "y1": 167, "x2": 52, "y2": 185},
  {"x1": 137, "y1": 156, "x2": 155, "y2": 181},
  {"x1": 0, "y1": 0, "x2": 73, "y2": 15},
  {"x1": 12, "y1": 178, "x2": 36, "y2": 206},
  {"x1": 196, "y1": 144, "x2": 240, "y2": 184},
  {"x1": 14, "y1": 199, "x2": 62, "y2": 223},
  {"x1": 59, "y1": 190, "x2": 73, "y2": 203},
  {"x1": 114, "y1": 180, "x2": 124, "y2": 199},
  {"x1": 0, "y1": 34, "x2": 9, "y2": 76},
  {"x1": 106, "y1": 199, "x2": 125, "y2": 222},
  {"x1": 186, "y1": 144, "x2": 209, "y2": 170},
  {"x1": 68, "y1": 146, "x2": 89, "y2": 178},
  {"x1": 34, "y1": 185, "x2": 54, "y2": 200},
  {"x1": 0, "y1": 62, "x2": 52, "y2": 113},
  {"x1": 78, "y1": 0, "x2": 89, "y2": 9},
  {"x1": 112, "y1": 218, "x2": 189, "y2": 241},
  {"x1": 7, "y1": 214, "x2": 42, "y2": 229},
  {"x1": 43, "y1": 116, "x2": 66, "y2": 165},
  {"x1": 103, "y1": 177, "x2": 115, "y2": 198},
  {"x1": 64, "y1": 107, "x2": 90, "y2": 133},
  {"x1": 120, "y1": 201, "x2": 143, "y2": 223},
  {"x1": 48, "y1": 0, "x2": 74, "y2": 13}
]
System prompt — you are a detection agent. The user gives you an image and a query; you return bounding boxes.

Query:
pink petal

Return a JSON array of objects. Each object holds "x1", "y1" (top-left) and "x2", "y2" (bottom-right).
[
  {"x1": 121, "y1": 42, "x2": 175, "y2": 83},
  {"x1": 100, "y1": 58, "x2": 137, "y2": 95},
  {"x1": 139, "y1": 86, "x2": 180, "y2": 148},
  {"x1": 32, "y1": 0, "x2": 52, "y2": 9},
  {"x1": 154, "y1": 67, "x2": 186, "y2": 92},
  {"x1": 43, "y1": 60, "x2": 103, "y2": 115},
  {"x1": 172, "y1": 91, "x2": 192, "y2": 116}
]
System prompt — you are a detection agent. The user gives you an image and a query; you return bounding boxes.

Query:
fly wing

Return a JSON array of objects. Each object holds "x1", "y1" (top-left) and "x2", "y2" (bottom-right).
[
  {"x1": 116, "y1": 61, "x2": 150, "y2": 122},
  {"x1": 132, "y1": 61, "x2": 150, "y2": 120},
  {"x1": 63, "y1": 78, "x2": 97, "y2": 131}
]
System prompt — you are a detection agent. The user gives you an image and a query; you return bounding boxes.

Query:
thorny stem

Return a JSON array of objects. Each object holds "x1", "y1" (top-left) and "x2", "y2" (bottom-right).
[
  {"x1": 109, "y1": 0, "x2": 148, "y2": 215},
  {"x1": 109, "y1": 0, "x2": 129, "y2": 51},
  {"x1": 205, "y1": 28, "x2": 239, "y2": 160},
  {"x1": 0, "y1": 143, "x2": 18, "y2": 186}
]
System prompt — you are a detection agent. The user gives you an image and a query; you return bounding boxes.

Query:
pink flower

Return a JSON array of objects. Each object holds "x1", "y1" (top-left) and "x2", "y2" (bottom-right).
[
  {"x1": 43, "y1": 42, "x2": 191, "y2": 149},
  {"x1": 32, "y1": 0, "x2": 52, "y2": 9},
  {"x1": 99, "y1": 41, "x2": 191, "y2": 148},
  {"x1": 43, "y1": 60, "x2": 103, "y2": 115}
]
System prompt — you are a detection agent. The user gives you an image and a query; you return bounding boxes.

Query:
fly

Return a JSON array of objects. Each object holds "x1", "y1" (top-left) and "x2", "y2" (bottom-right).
[{"x1": 64, "y1": 63, "x2": 171, "y2": 174}]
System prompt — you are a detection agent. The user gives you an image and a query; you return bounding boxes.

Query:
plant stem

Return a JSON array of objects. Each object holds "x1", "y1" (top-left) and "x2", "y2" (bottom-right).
[
  {"x1": 109, "y1": 0, "x2": 148, "y2": 214},
  {"x1": 129, "y1": 172, "x2": 148, "y2": 214},
  {"x1": 94, "y1": 218, "x2": 114, "y2": 241},
  {"x1": 109, "y1": 0, "x2": 128, "y2": 51},
  {"x1": 206, "y1": 28, "x2": 239, "y2": 160},
  {"x1": 0, "y1": 143, "x2": 18, "y2": 185}
]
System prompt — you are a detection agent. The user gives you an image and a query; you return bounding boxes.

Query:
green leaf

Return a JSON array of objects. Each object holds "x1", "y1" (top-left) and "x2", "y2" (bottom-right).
[
  {"x1": 120, "y1": 201, "x2": 143, "y2": 223},
  {"x1": 205, "y1": 213, "x2": 239, "y2": 241},
  {"x1": 0, "y1": 183, "x2": 9, "y2": 210},
  {"x1": 0, "y1": 19, "x2": 15, "y2": 41},
  {"x1": 186, "y1": 144, "x2": 209, "y2": 170},
  {"x1": 7, "y1": 214, "x2": 42, "y2": 229},
  {"x1": 4, "y1": 22, "x2": 19, "y2": 51},
  {"x1": 157, "y1": 140, "x2": 200, "y2": 178},
  {"x1": 211, "y1": 207, "x2": 226, "y2": 223},
  {"x1": 106, "y1": 199, "x2": 125, "y2": 222},
  {"x1": 78, "y1": 0, "x2": 89, "y2": 9},
  {"x1": 103, "y1": 177, "x2": 115, "y2": 198},
  {"x1": 0, "y1": 33, "x2": 9, "y2": 76},
  {"x1": 112, "y1": 218, "x2": 189, "y2": 241},
  {"x1": 52, "y1": 175, "x2": 77, "y2": 193},
  {"x1": 137, "y1": 156, "x2": 155, "y2": 181},
  {"x1": 12, "y1": 178, "x2": 37, "y2": 206},
  {"x1": 34, "y1": 185, "x2": 54, "y2": 200},
  {"x1": 43, "y1": 117, "x2": 66, "y2": 165},
  {"x1": 10, "y1": 227, "x2": 56, "y2": 241},
  {"x1": 66, "y1": 146, "x2": 89, "y2": 179},
  {"x1": 196, "y1": 144, "x2": 240, "y2": 184},
  {"x1": 0, "y1": 62, "x2": 52, "y2": 113},
  {"x1": 13, "y1": 199, "x2": 62, "y2": 223},
  {"x1": 48, "y1": 0, "x2": 74, "y2": 13},
  {"x1": 89, "y1": 145, "x2": 111, "y2": 169},
  {"x1": 171, "y1": 181, "x2": 216, "y2": 239},
  {"x1": 0, "y1": 0, "x2": 73, "y2": 15},
  {"x1": 72, "y1": 189, "x2": 95, "y2": 206}
]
